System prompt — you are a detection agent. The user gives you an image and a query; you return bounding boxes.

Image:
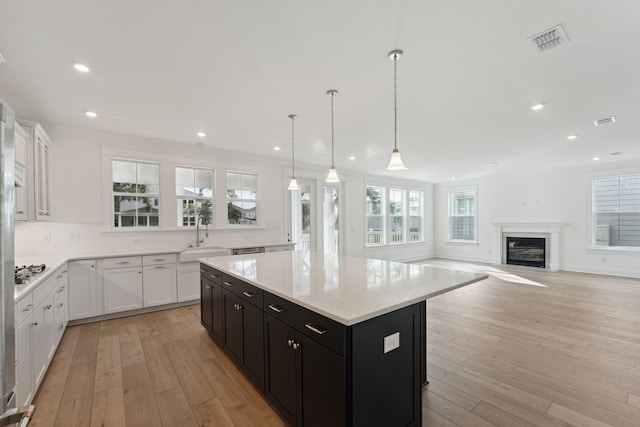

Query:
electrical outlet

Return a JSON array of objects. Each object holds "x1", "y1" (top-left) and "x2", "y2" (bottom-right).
[
  {"x1": 42, "y1": 232, "x2": 51, "y2": 243},
  {"x1": 383, "y1": 332, "x2": 400, "y2": 354},
  {"x1": 68, "y1": 232, "x2": 80, "y2": 242},
  {"x1": 132, "y1": 239, "x2": 141, "y2": 245}
]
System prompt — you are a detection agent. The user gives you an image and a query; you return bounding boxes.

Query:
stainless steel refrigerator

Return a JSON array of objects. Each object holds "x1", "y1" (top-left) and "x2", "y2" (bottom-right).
[{"x1": 0, "y1": 99, "x2": 33, "y2": 426}]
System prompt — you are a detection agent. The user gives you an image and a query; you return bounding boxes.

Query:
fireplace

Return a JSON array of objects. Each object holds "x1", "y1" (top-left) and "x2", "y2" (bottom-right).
[{"x1": 506, "y1": 237, "x2": 545, "y2": 268}]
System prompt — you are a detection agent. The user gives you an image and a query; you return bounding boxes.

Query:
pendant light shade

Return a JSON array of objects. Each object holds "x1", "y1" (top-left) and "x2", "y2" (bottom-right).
[
  {"x1": 387, "y1": 49, "x2": 407, "y2": 171},
  {"x1": 288, "y1": 114, "x2": 300, "y2": 191},
  {"x1": 326, "y1": 89, "x2": 340, "y2": 183}
]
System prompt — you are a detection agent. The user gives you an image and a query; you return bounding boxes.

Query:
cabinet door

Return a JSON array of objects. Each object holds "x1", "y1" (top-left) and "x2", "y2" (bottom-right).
[
  {"x1": 223, "y1": 291, "x2": 243, "y2": 363},
  {"x1": 15, "y1": 318, "x2": 34, "y2": 407},
  {"x1": 68, "y1": 260, "x2": 98, "y2": 320},
  {"x1": 103, "y1": 267, "x2": 143, "y2": 314},
  {"x1": 200, "y1": 276, "x2": 214, "y2": 333},
  {"x1": 32, "y1": 298, "x2": 55, "y2": 388},
  {"x1": 297, "y1": 333, "x2": 347, "y2": 427},
  {"x1": 211, "y1": 282, "x2": 223, "y2": 342},
  {"x1": 34, "y1": 131, "x2": 51, "y2": 219},
  {"x1": 241, "y1": 301, "x2": 264, "y2": 388},
  {"x1": 143, "y1": 264, "x2": 177, "y2": 307},
  {"x1": 178, "y1": 264, "x2": 201, "y2": 302},
  {"x1": 264, "y1": 315, "x2": 297, "y2": 426}
]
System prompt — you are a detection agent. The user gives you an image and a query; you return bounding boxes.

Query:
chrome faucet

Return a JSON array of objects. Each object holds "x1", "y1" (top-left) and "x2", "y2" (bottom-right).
[{"x1": 196, "y1": 214, "x2": 209, "y2": 248}]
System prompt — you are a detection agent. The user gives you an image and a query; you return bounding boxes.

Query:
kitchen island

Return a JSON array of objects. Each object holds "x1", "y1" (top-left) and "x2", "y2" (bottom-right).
[{"x1": 200, "y1": 251, "x2": 487, "y2": 427}]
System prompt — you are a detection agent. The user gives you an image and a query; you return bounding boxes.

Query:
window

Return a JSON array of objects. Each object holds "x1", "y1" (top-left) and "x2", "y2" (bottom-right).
[
  {"x1": 112, "y1": 160, "x2": 160, "y2": 228},
  {"x1": 176, "y1": 167, "x2": 213, "y2": 227},
  {"x1": 365, "y1": 185, "x2": 424, "y2": 246},
  {"x1": 389, "y1": 189, "x2": 404, "y2": 244},
  {"x1": 409, "y1": 191, "x2": 423, "y2": 241},
  {"x1": 448, "y1": 189, "x2": 476, "y2": 242},
  {"x1": 227, "y1": 172, "x2": 258, "y2": 226},
  {"x1": 366, "y1": 186, "x2": 385, "y2": 245},
  {"x1": 593, "y1": 175, "x2": 640, "y2": 247}
]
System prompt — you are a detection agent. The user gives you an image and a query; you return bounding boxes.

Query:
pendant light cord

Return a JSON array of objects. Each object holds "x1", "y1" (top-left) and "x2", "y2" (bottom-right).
[
  {"x1": 330, "y1": 92, "x2": 335, "y2": 167},
  {"x1": 393, "y1": 54, "x2": 398, "y2": 151},
  {"x1": 290, "y1": 114, "x2": 296, "y2": 177}
]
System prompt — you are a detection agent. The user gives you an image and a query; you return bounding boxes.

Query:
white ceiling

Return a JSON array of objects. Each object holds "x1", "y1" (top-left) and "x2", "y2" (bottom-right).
[{"x1": 1, "y1": 0, "x2": 639, "y2": 183}]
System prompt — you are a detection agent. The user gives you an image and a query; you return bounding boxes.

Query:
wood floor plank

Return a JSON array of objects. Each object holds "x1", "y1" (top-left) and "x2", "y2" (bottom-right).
[
  {"x1": 70, "y1": 322, "x2": 100, "y2": 366},
  {"x1": 140, "y1": 334, "x2": 180, "y2": 393},
  {"x1": 94, "y1": 334, "x2": 123, "y2": 393},
  {"x1": 547, "y1": 402, "x2": 614, "y2": 427},
  {"x1": 53, "y1": 360, "x2": 96, "y2": 427},
  {"x1": 122, "y1": 364, "x2": 162, "y2": 427},
  {"x1": 119, "y1": 319, "x2": 145, "y2": 368},
  {"x1": 54, "y1": 324, "x2": 80, "y2": 360},
  {"x1": 155, "y1": 386, "x2": 198, "y2": 427},
  {"x1": 192, "y1": 397, "x2": 236, "y2": 427},
  {"x1": 165, "y1": 339, "x2": 216, "y2": 406},
  {"x1": 29, "y1": 357, "x2": 73, "y2": 427},
  {"x1": 90, "y1": 385, "x2": 126, "y2": 427},
  {"x1": 472, "y1": 401, "x2": 536, "y2": 427}
]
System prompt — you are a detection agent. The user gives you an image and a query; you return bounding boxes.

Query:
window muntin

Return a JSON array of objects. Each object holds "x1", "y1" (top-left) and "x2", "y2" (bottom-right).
[
  {"x1": 366, "y1": 185, "x2": 424, "y2": 246},
  {"x1": 593, "y1": 175, "x2": 640, "y2": 247},
  {"x1": 176, "y1": 167, "x2": 214, "y2": 227},
  {"x1": 112, "y1": 160, "x2": 160, "y2": 228},
  {"x1": 227, "y1": 172, "x2": 258, "y2": 226},
  {"x1": 449, "y1": 189, "x2": 476, "y2": 242},
  {"x1": 366, "y1": 186, "x2": 385, "y2": 245}
]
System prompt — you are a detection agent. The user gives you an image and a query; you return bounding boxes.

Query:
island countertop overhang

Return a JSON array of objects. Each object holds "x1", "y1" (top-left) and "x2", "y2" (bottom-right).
[{"x1": 200, "y1": 250, "x2": 488, "y2": 326}]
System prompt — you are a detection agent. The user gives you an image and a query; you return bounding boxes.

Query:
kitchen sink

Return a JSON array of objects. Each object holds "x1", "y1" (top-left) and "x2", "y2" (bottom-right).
[{"x1": 179, "y1": 247, "x2": 231, "y2": 262}]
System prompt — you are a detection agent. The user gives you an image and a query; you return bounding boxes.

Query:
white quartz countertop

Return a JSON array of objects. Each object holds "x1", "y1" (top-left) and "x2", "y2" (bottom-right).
[{"x1": 200, "y1": 250, "x2": 488, "y2": 326}]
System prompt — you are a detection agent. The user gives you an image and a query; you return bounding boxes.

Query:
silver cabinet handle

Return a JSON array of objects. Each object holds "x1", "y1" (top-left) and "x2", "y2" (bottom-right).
[
  {"x1": 200, "y1": 269, "x2": 206, "y2": 273},
  {"x1": 58, "y1": 324, "x2": 64, "y2": 331},
  {"x1": 116, "y1": 261, "x2": 130, "y2": 265},
  {"x1": 56, "y1": 275, "x2": 63, "y2": 279},
  {"x1": 304, "y1": 323, "x2": 327, "y2": 335},
  {"x1": 62, "y1": 270, "x2": 67, "y2": 274},
  {"x1": 292, "y1": 342, "x2": 300, "y2": 350},
  {"x1": 57, "y1": 303, "x2": 63, "y2": 308},
  {"x1": 153, "y1": 258, "x2": 166, "y2": 262},
  {"x1": 31, "y1": 322, "x2": 38, "y2": 326},
  {"x1": 204, "y1": 285, "x2": 211, "y2": 289},
  {"x1": 242, "y1": 291, "x2": 255, "y2": 298},
  {"x1": 57, "y1": 287, "x2": 64, "y2": 293},
  {"x1": 14, "y1": 360, "x2": 18, "y2": 366},
  {"x1": 16, "y1": 210, "x2": 24, "y2": 214},
  {"x1": 45, "y1": 304, "x2": 52, "y2": 310},
  {"x1": 287, "y1": 339, "x2": 295, "y2": 347},
  {"x1": 210, "y1": 274, "x2": 218, "y2": 279},
  {"x1": 223, "y1": 281, "x2": 233, "y2": 287},
  {"x1": 153, "y1": 265, "x2": 165, "y2": 269},
  {"x1": 22, "y1": 304, "x2": 33, "y2": 312},
  {"x1": 234, "y1": 304, "x2": 242, "y2": 311},
  {"x1": 268, "y1": 304, "x2": 285, "y2": 313}
]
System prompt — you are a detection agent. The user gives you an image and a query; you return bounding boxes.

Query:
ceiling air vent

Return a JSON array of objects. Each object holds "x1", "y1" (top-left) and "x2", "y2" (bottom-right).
[
  {"x1": 527, "y1": 24, "x2": 569, "y2": 52},
  {"x1": 593, "y1": 116, "x2": 616, "y2": 126}
]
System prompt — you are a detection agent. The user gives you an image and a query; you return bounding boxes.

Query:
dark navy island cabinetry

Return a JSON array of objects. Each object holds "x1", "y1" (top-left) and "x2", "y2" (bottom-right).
[{"x1": 200, "y1": 262, "x2": 426, "y2": 427}]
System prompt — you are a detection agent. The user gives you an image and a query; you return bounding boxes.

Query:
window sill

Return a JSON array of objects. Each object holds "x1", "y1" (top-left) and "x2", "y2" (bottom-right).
[
  {"x1": 104, "y1": 226, "x2": 267, "y2": 233},
  {"x1": 365, "y1": 241, "x2": 425, "y2": 249},
  {"x1": 587, "y1": 245, "x2": 640, "y2": 253},
  {"x1": 445, "y1": 240, "x2": 478, "y2": 246}
]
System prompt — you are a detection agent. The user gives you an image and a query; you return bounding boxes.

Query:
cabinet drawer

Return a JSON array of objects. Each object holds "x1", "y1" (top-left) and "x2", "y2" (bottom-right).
[
  {"x1": 16, "y1": 294, "x2": 34, "y2": 326},
  {"x1": 222, "y1": 274, "x2": 263, "y2": 309},
  {"x1": 200, "y1": 264, "x2": 223, "y2": 285},
  {"x1": 143, "y1": 254, "x2": 177, "y2": 266},
  {"x1": 264, "y1": 293, "x2": 347, "y2": 356},
  {"x1": 103, "y1": 256, "x2": 142, "y2": 269}
]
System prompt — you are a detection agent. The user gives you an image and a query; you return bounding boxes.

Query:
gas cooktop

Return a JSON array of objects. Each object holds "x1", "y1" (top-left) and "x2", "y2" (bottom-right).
[{"x1": 15, "y1": 264, "x2": 47, "y2": 285}]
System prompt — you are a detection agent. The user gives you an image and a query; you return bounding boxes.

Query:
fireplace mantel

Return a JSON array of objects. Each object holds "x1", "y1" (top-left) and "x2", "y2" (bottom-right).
[{"x1": 491, "y1": 222, "x2": 563, "y2": 271}]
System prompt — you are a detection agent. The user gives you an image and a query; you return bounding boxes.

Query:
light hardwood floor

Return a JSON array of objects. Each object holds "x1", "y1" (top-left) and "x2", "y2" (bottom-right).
[{"x1": 30, "y1": 261, "x2": 640, "y2": 426}]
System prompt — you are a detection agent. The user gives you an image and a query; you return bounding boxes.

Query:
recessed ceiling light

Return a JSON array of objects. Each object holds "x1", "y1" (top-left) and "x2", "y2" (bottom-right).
[
  {"x1": 566, "y1": 135, "x2": 577, "y2": 140},
  {"x1": 592, "y1": 157, "x2": 600, "y2": 161},
  {"x1": 85, "y1": 111, "x2": 97, "y2": 118},
  {"x1": 349, "y1": 156, "x2": 356, "y2": 160},
  {"x1": 73, "y1": 63, "x2": 90, "y2": 72},
  {"x1": 530, "y1": 103, "x2": 545, "y2": 111},
  {"x1": 451, "y1": 177, "x2": 456, "y2": 180},
  {"x1": 273, "y1": 146, "x2": 280, "y2": 151},
  {"x1": 197, "y1": 132, "x2": 206, "y2": 138}
]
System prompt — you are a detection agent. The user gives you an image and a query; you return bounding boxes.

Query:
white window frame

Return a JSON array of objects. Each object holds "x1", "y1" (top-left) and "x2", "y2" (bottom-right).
[
  {"x1": 227, "y1": 171, "x2": 259, "y2": 227},
  {"x1": 365, "y1": 184, "x2": 425, "y2": 247},
  {"x1": 111, "y1": 159, "x2": 160, "y2": 229},
  {"x1": 592, "y1": 174, "x2": 640, "y2": 250},
  {"x1": 447, "y1": 186, "x2": 478, "y2": 244},
  {"x1": 176, "y1": 166, "x2": 215, "y2": 227}
]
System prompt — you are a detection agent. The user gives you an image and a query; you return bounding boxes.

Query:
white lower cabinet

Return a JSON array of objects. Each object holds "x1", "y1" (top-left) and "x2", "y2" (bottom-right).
[
  {"x1": 143, "y1": 261, "x2": 177, "y2": 307},
  {"x1": 15, "y1": 263, "x2": 68, "y2": 407},
  {"x1": 103, "y1": 259, "x2": 143, "y2": 314},
  {"x1": 68, "y1": 260, "x2": 100, "y2": 320},
  {"x1": 177, "y1": 262, "x2": 201, "y2": 302}
]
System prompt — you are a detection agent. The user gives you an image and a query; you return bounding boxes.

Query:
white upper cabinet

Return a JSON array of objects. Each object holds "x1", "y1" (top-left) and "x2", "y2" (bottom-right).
[
  {"x1": 16, "y1": 120, "x2": 53, "y2": 221},
  {"x1": 14, "y1": 122, "x2": 29, "y2": 221}
]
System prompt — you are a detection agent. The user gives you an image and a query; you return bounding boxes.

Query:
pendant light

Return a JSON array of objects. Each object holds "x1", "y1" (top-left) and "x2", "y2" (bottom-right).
[
  {"x1": 287, "y1": 114, "x2": 300, "y2": 191},
  {"x1": 387, "y1": 49, "x2": 408, "y2": 170},
  {"x1": 325, "y1": 89, "x2": 340, "y2": 183}
]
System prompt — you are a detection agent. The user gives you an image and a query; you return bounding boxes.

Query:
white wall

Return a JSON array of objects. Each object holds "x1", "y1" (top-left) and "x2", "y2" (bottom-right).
[
  {"x1": 16, "y1": 125, "x2": 433, "y2": 261},
  {"x1": 434, "y1": 163, "x2": 640, "y2": 278}
]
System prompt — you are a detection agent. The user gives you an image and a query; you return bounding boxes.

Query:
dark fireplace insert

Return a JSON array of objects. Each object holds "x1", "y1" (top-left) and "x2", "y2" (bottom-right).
[{"x1": 506, "y1": 237, "x2": 545, "y2": 268}]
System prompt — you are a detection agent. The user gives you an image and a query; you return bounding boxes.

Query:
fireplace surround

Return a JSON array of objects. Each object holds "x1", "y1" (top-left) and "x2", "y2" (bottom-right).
[{"x1": 491, "y1": 222, "x2": 563, "y2": 271}]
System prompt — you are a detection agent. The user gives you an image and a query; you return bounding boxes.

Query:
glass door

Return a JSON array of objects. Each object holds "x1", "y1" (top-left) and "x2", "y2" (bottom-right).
[
  {"x1": 322, "y1": 186, "x2": 340, "y2": 255},
  {"x1": 290, "y1": 182, "x2": 313, "y2": 251}
]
